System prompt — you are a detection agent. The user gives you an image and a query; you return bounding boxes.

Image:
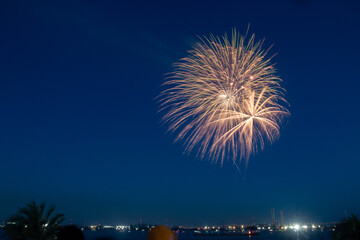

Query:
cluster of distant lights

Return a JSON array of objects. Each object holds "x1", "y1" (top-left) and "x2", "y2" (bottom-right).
[
  {"x1": 73, "y1": 223, "x2": 331, "y2": 232},
  {"x1": 258, "y1": 224, "x2": 323, "y2": 231},
  {"x1": 87, "y1": 225, "x2": 130, "y2": 231},
  {"x1": 1, "y1": 222, "x2": 334, "y2": 232},
  {"x1": 286, "y1": 224, "x2": 321, "y2": 231},
  {"x1": 203, "y1": 224, "x2": 324, "y2": 231}
]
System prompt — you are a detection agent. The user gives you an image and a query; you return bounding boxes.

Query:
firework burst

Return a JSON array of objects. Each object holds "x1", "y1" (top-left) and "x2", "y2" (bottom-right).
[{"x1": 159, "y1": 29, "x2": 289, "y2": 165}]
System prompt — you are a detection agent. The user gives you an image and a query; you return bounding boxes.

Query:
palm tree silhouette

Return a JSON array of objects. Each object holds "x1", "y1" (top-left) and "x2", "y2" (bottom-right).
[{"x1": 3, "y1": 201, "x2": 65, "y2": 240}]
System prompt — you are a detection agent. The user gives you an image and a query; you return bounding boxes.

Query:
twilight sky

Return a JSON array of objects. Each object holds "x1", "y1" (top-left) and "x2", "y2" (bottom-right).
[{"x1": 0, "y1": 1, "x2": 360, "y2": 226}]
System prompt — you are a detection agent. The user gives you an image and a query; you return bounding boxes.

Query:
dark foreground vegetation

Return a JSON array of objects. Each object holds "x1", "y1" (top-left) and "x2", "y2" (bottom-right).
[
  {"x1": 333, "y1": 215, "x2": 360, "y2": 240},
  {"x1": 3, "y1": 201, "x2": 64, "y2": 240}
]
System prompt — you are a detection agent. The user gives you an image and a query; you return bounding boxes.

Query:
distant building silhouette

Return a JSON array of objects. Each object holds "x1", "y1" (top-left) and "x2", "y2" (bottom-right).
[
  {"x1": 271, "y1": 208, "x2": 276, "y2": 225},
  {"x1": 279, "y1": 210, "x2": 284, "y2": 226}
]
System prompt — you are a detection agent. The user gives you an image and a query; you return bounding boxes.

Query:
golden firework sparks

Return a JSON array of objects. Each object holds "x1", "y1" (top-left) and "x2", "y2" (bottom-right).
[{"x1": 159, "y1": 29, "x2": 289, "y2": 165}]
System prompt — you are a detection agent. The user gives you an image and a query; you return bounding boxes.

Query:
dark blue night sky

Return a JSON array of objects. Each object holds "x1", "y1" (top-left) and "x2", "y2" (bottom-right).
[{"x1": 0, "y1": 1, "x2": 359, "y2": 226}]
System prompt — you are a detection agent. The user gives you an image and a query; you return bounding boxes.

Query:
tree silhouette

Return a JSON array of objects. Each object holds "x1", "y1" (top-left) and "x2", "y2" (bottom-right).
[
  {"x1": 333, "y1": 214, "x2": 360, "y2": 240},
  {"x1": 3, "y1": 201, "x2": 64, "y2": 240}
]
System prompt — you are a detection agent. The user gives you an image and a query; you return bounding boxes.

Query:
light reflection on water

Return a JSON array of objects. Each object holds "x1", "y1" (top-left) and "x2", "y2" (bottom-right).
[
  {"x1": 83, "y1": 230, "x2": 332, "y2": 240},
  {"x1": 0, "y1": 229, "x2": 333, "y2": 240}
]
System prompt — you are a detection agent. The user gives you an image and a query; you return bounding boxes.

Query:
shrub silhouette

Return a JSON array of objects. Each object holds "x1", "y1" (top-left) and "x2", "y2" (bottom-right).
[{"x1": 333, "y1": 215, "x2": 360, "y2": 240}]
